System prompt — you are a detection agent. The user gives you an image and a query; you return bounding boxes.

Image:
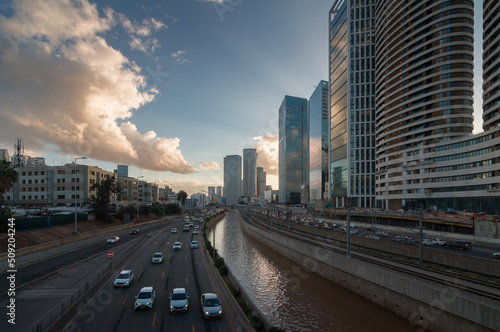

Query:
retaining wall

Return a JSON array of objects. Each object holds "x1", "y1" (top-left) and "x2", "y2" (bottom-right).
[{"x1": 240, "y1": 215, "x2": 499, "y2": 332}]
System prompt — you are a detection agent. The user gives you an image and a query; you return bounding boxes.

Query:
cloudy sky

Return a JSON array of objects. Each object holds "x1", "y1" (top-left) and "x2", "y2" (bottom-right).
[{"x1": 0, "y1": 0, "x2": 484, "y2": 196}]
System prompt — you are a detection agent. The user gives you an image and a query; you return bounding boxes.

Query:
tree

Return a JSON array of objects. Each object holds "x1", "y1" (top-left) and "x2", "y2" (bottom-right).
[
  {"x1": 0, "y1": 160, "x2": 18, "y2": 205},
  {"x1": 177, "y1": 190, "x2": 188, "y2": 206},
  {"x1": 87, "y1": 177, "x2": 121, "y2": 222}
]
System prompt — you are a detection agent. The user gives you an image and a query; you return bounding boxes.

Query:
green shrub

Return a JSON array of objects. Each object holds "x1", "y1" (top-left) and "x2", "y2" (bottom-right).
[{"x1": 218, "y1": 264, "x2": 228, "y2": 275}]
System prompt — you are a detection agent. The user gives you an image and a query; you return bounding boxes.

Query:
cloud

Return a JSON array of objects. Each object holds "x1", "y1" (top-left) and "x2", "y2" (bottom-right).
[
  {"x1": 116, "y1": 13, "x2": 167, "y2": 53},
  {"x1": 0, "y1": 0, "x2": 196, "y2": 174},
  {"x1": 171, "y1": 49, "x2": 190, "y2": 64},
  {"x1": 253, "y1": 133, "x2": 278, "y2": 175},
  {"x1": 199, "y1": 161, "x2": 221, "y2": 170}
]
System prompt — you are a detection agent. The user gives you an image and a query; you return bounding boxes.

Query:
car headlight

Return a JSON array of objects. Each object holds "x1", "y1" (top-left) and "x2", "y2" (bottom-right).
[
  {"x1": 135, "y1": 301, "x2": 140, "y2": 306},
  {"x1": 147, "y1": 301, "x2": 152, "y2": 305},
  {"x1": 205, "y1": 311, "x2": 209, "y2": 315}
]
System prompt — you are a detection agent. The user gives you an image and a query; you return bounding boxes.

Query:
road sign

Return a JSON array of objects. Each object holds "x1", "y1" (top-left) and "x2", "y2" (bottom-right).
[{"x1": 107, "y1": 251, "x2": 114, "y2": 258}]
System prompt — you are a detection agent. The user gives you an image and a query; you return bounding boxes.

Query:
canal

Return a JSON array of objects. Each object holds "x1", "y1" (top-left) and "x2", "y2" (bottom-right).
[{"x1": 208, "y1": 211, "x2": 418, "y2": 332}]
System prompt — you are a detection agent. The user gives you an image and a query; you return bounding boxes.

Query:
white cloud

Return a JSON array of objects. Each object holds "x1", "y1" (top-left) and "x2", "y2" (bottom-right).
[
  {"x1": 116, "y1": 13, "x2": 166, "y2": 54},
  {"x1": 199, "y1": 161, "x2": 221, "y2": 170},
  {"x1": 0, "y1": 0, "x2": 196, "y2": 174},
  {"x1": 171, "y1": 49, "x2": 189, "y2": 64},
  {"x1": 253, "y1": 133, "x2": 278, "y2": 175}
]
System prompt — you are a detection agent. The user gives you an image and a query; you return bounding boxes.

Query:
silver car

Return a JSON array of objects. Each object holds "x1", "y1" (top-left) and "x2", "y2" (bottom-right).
[
  {"x1": 169, "y1": 288, "x2": 189, "y2": 313},
  {"x1": 173, "y1": 242, "x2": 182, "y2": 251},
  {"x1": 106, "y1": 236, "x2": 119, "y2": 244},
  {"x1": 134, "y1": 287, "x2": 155, "y2": 310},
  {"x1": 201, "y1": 293, "x2": 222, "y2": 319},
  {"x1": 113, "y1": 270, "x2": 134, "y2": 288},
  {"x1": 151, "y1": 252, "x2": 163, "y2": 264}
]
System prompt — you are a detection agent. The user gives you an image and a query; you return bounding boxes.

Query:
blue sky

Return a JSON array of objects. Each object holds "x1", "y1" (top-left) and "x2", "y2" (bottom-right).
[{"x1": 0, "y1": 0, "x2": 485, "y2": 196}]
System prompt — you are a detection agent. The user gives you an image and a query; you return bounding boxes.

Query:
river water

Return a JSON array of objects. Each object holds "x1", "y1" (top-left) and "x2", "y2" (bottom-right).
[{"x1": 208, "y1": 211, "x2": 418, "y2": 332}]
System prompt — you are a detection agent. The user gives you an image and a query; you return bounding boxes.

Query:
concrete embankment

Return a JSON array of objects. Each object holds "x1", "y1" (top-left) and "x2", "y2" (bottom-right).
[{"x1": 238, "y1": 212, "x2": 499, "y2": 332}]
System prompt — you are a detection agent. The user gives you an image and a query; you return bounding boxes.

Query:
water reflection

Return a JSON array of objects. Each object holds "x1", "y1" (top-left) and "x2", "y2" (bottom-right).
[{"x1": 209, "y1": 211, "x2": 417, "y2": 332}]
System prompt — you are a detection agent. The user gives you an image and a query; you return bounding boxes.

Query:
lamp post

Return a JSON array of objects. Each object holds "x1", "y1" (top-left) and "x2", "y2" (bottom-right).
[
  {"x1": 74, "y1": 156, "x2": 87, "y2": 233},
  {"x1": 137, "y1": 175, "x2": 144, "y2": 223}
]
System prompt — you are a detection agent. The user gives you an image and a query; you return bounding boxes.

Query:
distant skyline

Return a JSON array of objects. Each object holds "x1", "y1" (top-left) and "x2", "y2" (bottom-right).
[{"x1": 0, "y1": 0, "x2": 484, "y2": 196}]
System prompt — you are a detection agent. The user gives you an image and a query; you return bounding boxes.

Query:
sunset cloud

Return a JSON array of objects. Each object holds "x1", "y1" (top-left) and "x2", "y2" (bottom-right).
[
  {"x1": 253, "y1": 133, "x2": 278, "y2": 175},
  {"x1": 199, "y1": 161, "x2": 222, "y2": 170},
  {"x1": 0, "y1": 0, "x2": 196, "y2": 174}
]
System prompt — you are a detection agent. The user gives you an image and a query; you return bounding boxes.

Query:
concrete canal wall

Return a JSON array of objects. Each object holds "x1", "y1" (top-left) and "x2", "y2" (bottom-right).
[{"x1": 239, "y1": 214, "x2": 499, "y2": 332}]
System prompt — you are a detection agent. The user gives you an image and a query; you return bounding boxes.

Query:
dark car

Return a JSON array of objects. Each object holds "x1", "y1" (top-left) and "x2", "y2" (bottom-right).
[
  {"x1": 448, "y1": 241, "x2": 472, "y2": 251},
  {"x1": 130, "y1": 229, "x2": 139, "y2": 235}
]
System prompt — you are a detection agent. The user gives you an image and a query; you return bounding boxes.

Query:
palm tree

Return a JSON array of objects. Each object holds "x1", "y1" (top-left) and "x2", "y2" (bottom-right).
[
  {"x1": 177, "y1": 190, "x2": 188, "y2": 206},
  {"x1": 0, "y1": 160, "x2": 18, "y2": 205}
]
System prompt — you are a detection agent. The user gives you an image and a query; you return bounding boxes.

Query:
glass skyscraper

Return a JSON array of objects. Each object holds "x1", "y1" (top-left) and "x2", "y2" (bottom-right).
[
  {"x1": 309, "y1": 80, "x2": 329, "y2": 201},
  {"x1": 243, "y1": 148, "x2": 257, "y2": 198},
  {"x1": 223, "y1": 154, "x2": 241, "y2": 205},
  {"x1": 279, "y1": 95, "x2": 309, "y2": 204},
  {"x1": 329, "y1": 0, "x2": 376, "y2": 208}
]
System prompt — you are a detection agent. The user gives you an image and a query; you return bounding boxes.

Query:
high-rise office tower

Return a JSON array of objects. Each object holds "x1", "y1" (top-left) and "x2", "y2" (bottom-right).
[
  {"x1": 216, "y1": 186, "x2": 222, "y2": 200},
  {"x1": 329, "y1": 0, "x2": 376, "y2": 208},
  {"x1": 374, "y1": 0, "x2": 475, "y2": 210},
  {"x1": 208, "y1": 186, "x2": 216, "y2": 204},
  {"x1": 483, "y1": 0, "x2": 500, "y2": 131},
  {"x1": 243, "y1": 148, "x2": 257, "y2": 198},
  {"x1": 256, "y1": 167, "x2": 266, "y2": 197},
  {"x1": 279, "y1": 95, "x2": 309, "y2": 204},
  {"x1": 309, "y1": 80, "x2": 330, "y2": 202},
  {"x1": 223, "y1": 155, "x2": 242, "y2": 205}
]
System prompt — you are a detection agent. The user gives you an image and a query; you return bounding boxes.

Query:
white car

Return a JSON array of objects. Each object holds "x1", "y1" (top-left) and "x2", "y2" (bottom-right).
[
  {"x1": 493, "y1": 252, "x2": 500, "y2": 259},
  {"x1": 171, "y1": 228, "x2": 177, "y2": 234},
  {"x1": 201, "y1": 293, "x2": 222, "y2": 319},
  {"x1": 113, "y1": 270, "x2": 134, "y2": 288},
  {"x1": 106, "y1": 236, "x2": 119, "y2": 244},
  {"x1": 151, "y1": 252, "x2": 163, "y2": 264},
  {"x1": 169, "y1": 288, "x2": 189, "y2": 313},
  {"x1": 421, "y1": 239, "x2": 433, "y2": 246},
  {"x1": 431, "y1": 238, "x2": 448, "y2": 246},
  {"x1": 173, "y1": 242, "x2": 182, "y2": 251},
  {"x1": 134, "y1": 287, "x2": 155, "y2": 310},
  {"x1": 190, "y1": 241, "x2": 199, "y2": 249}
]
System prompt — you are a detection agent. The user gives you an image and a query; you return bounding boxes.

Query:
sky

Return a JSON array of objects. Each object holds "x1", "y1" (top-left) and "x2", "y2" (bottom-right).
[{"x1": 0, "y1": 0, "x2": 485, "y2": 196}]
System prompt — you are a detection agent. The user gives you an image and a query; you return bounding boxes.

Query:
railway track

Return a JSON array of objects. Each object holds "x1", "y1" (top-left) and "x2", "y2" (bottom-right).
[{"x1": 240, "y1": 210, "x2": 500, "y2": 303}]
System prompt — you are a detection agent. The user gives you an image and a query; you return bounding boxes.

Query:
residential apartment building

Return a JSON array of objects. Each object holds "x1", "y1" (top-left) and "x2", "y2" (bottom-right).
[
  {"x1": 373, "y1": 0, "x2": 500, "y2": 214},
  {"x1": 279, "y1": 95, "x2": 309, "y2": 204},
  {"x1": 309, "y1": 80, "x2": 330, "y2": 202}
]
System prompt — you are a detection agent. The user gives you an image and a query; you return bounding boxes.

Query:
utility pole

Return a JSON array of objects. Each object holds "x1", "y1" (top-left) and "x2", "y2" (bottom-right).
[
  {"x1": 347, "y1": 207, "x2": 351, "y2": 261},
  {"x1": 419, "y1": 209, "x2": 423, "y2": 263}
]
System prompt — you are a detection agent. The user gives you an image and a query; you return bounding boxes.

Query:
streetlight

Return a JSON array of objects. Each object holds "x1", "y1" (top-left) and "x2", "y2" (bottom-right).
[
  {"x1": 74, "y1": 156, "x2": 87, "y2": 233},
  {"x1": 137, "y1": 175, "x2": 144, "y2": 223}
]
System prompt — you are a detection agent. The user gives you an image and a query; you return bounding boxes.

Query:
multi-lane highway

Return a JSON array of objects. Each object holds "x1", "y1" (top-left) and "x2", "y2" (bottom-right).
[{"x1": 51, "y1": 217, "x2": 240, "y2": 332}]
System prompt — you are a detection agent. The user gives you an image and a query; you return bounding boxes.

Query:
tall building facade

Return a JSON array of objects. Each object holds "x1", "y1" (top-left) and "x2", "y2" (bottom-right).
[
  {"x1": 242, "y1": 148, "x2": 257, "y2": 198},
  {"x1": 329, "y1": 0, "x2": 376, "y2": 208},
  {"x1": 309, "y1": 80, "x2": 330, "y2": 202},
  {"x1": 256, "y1": 167, "x2": 266, "y2": 197},
  {"x1": 0, "y1": 149, "x2": 10, "y2": 162},
  {"x1": 223, "y1": 154, "x2": 242, "y2": 205},
  {"x1": 279, "y1": 95, "x2": 309, "y2": 204},
  {"x1": 483, "y1": 0, "x2": 500, "y2": 131},
  {"x1": 375, "y1": 0, "x2": 475, "y2": 210}
]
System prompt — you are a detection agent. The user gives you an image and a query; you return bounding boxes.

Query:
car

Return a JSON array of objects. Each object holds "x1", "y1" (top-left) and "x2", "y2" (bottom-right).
[
  {"x1": 106, "y1": 236, "x2": 119, "y2": 244},
  {"x1": 189, "y1": 222, "x2": 194, "y2": 227},
  {"x1": 130, "y1": 229, "x2": 139, "y2": 235},
  {"x1": 421, "y1": 239, "x2": 433, "y2": 246},
  {"x1": 431, "y1": 238, "x2": 448, "y2": 246},
  {"x1": 448, "y1": 240, "x2": 472, "y2": 251},
  {"x1": 173, "y1": 242, "x2": 182, "y2": 251},
  {"x1": 200, "y1": 293, "x2": 223, "y2": 319},
  {"x1": 493, "y1": 252, "x2": 500, "y2": 259},
  {"x1": 169, "y1": 288, "x2": 189, "y2": 313},
  {"x1": 151, "y1": 252, "x2": 164, "y2": 264},
  {"x1": 190, "y1": 241, "x2": 199, "y2": 249},
  {"x1": 134, "y1": 287, "x2": 155, "y2": 310},
  {"x1": 113, "y1": 270, "x2": 134, "y2": 288},
  {"x1": 194, "y1": 225, "x2": 200, "y2": 230},
  {"x1": 183, "y1": 226, "x2": 190, "y2": 232},
  {"x1": 171, "y1": 228, "x2": 177, "y2": 234},
  {"x1": 193, "y1": 229, "x2": 199, "y2": 235}
]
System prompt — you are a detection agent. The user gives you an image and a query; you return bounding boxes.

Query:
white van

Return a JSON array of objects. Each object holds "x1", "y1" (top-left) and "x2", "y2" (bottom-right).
[{"x1": 341, "y1": 224, "x2": 358, "y2": 234}]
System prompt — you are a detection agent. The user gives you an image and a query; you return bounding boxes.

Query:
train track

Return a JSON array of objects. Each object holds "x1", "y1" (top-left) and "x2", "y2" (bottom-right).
[{"x1": 240, "y1": 210, "x2": 500, "y2": 303}]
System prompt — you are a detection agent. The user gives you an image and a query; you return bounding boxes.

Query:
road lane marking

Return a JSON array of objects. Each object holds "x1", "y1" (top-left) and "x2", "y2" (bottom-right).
[
  {"x1": 162, "y1": 271, "x2": 165, "y2": 279},
  {"x1": 121, "y1": 294, "x2": 128, "y2": 305},
  {"x1": 192, "y1": 326, "x2": 195, "y2": 332},
  {"x1": 186, "y1": 277, "x2": 188, "y2": 285},
  {"x1": 152, "y1": 312, "x2": 157, "y2": 327}
]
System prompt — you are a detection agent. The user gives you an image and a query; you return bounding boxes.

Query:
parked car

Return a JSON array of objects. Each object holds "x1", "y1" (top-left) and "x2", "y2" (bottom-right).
[
  {"x1": 200, "y1": 293, "x2": 222, "y2": 319},
  {"x1": 106, "y1": 236, "x2": 119, "y2": 244},
  {"x1": 151, "y1": 252, "x2": 164, "y2": 264},
  {"x1": 493, "y1": 252, "x2": 500, "y2": 259},
  {"x1": 430, "y1": 238, "x2": 448, "y2": 246},
  {"x1": 173, "y1": 242, "x2": 182, "y2": 251},
  {"x1": 134, "y1": 287, "x2": 155, "y2": 310},
  {"x1": 113, "y1": 270, "x2": 134, "y2": 288},
  {"x1": 129, "y1": 229, "x2": 139, "y2": 235},
  {"x1": 171, "y1": 228, "x2": 177, "y2": 234},
  {"x1": 169, "y1": 288, "x2": 189, "y2": 313},
  {"x1": 421, "y1": 239, "x2": 433, "y2": 246},
  {"x1": 448, "y1": 241, "x2": 472, "y2": 251},
  {"x1": 190, "y1": 241, "x2": 199, "y2": 249}
]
